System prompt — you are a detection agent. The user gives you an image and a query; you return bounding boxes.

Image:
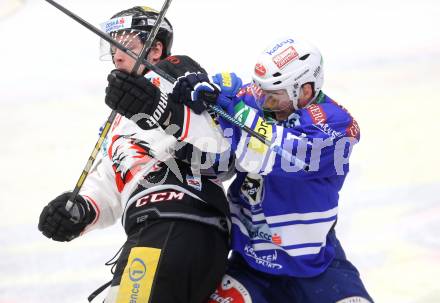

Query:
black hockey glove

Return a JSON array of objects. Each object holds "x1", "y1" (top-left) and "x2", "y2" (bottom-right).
[
  {"x1": 156, "y1": 55, "x2": 208, "y2": 80},
  {"x1": 155, "y1": 55, "x2": 218, "y2": 114},
  {"x1": 170, "y1": 72, "x2": 220, "y2": 114},
  {"x1": 105, "y1": 69, "x2": 183, "y2": 131},
  {"x1": 38, "y1": 192, "x2": 96, "y2": 242}
]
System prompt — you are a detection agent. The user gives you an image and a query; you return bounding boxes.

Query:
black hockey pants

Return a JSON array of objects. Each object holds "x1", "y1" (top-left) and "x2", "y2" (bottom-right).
[{"x1": 104, "y1": 219, "x2": 229, "y2": 303}]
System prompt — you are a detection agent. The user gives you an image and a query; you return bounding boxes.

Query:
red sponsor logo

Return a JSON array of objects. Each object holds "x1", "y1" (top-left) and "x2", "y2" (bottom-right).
[
  {"x1": 272, "y1": 46, "x2": 299, "y2": 69},
  {"x1": 346, "y1": 118, "x2": 360, "y2": 139},
  {"x1": 236, "y1": 88, "x2": 246, "y2": 97},
  {"x1": 119, "y1": 17, "x2": 125, "y2": 24},
  {"x1": 254, "y1": 63, "x2": 266, "y2": 76},
  {"x1": 329, "y1": 99, "x2": 361, "y2": 139},
  {"x1": 208, "y1": 275, "x2": 251, "y2": 303},
  {"x1": 250, "y1": 83, "x2": 263, "y2": 99},
  {"x1": 135, "y1": 191, "x2": 185, "y2": 207},
  {"x1": 166, "y1": 55, "x2": 181, "y2": 65},
  {"x1": 209, "y1": 288, "x2": 244, "y2": 303},
  {"x1": 151, "y1": 77, "x2": 161, "y2": 88},
  {"x1": 307, "y1": 104, "x2": 327, "y2": 125},
  {"x1": 187, "y1": 179, "x2": 200, "y2": 187},
  {"x1": 272, "y1": 233, "x2": 282, "y2": 245}
]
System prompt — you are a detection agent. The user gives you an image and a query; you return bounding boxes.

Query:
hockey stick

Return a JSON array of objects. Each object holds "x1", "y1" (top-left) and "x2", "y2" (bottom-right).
[
  {"x1": 44, "y1": 1, "x2": 308, "y2": 207},
  {"x1": 207, "y1": 104, "x2": 309, "y2": 170},
  {"x1": 131, "y1": 1, "x2": 173, "y2": 76},
  {"x1": 43, "y1": 0, "x2": 174, "y2": 210}
]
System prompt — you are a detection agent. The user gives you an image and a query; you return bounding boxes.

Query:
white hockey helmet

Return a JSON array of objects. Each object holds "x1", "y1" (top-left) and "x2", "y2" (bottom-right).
[{"x1": 252, "y1": 37, "x2": 324, "y2": 110}]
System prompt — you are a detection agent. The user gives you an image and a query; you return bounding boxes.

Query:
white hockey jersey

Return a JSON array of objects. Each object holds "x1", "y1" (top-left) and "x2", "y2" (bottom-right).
[{"x1": 79, "y1": 71, "x2": 230, "y2": 234}]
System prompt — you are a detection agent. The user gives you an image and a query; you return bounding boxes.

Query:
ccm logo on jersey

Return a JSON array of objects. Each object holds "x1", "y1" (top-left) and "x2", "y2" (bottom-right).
[{"x1": 135, "y1": 191, "x2": 185, "y2": 207}]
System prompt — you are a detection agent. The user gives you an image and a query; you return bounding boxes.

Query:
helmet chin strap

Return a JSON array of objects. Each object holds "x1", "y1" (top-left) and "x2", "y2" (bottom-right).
[
  {"x1": 290, "y1": 85, "x2": 318, "y2": 110},
  {"x1": 288, "y1": 85, "x2": 300, "y2": 111}
]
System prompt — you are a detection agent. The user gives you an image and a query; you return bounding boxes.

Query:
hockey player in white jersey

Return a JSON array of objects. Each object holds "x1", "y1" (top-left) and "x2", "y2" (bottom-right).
[{"x1": 38, "y1": 6, "x2": 231, "y2": 303}]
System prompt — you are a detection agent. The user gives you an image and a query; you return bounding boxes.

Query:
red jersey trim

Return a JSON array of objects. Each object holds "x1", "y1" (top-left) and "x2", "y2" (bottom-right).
[{"x1": 179, "y1": 106, "x2": 191, "y2": 141}]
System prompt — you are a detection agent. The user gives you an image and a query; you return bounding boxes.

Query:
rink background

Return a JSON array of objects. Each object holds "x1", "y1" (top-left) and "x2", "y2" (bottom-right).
[{"x1": 0, "y1": 0, "x2": 439, "y2": 302}]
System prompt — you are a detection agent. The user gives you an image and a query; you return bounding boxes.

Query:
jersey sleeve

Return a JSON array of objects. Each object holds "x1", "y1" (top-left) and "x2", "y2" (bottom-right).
[
  {"x1": 145, "y1": 70, "x2": 230, "y2": 154},
  {"x1": 78, "y1": 152, "x2": 122, "y2": 233}
]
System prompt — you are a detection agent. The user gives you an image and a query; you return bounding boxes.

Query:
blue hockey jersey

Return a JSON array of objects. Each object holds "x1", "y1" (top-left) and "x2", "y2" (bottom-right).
[{"x1": 218, "y1": 86, "x2": 360, "y2": 277}]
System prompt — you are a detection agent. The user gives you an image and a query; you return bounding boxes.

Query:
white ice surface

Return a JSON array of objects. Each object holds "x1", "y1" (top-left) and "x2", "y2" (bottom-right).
[{"x1": 0, "y1": 0, "x2": 439, "y2": 302}]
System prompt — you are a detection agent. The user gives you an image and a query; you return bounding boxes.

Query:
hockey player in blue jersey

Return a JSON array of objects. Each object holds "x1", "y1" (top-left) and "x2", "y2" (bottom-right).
[{"x1": 171, "y1": 37, "x2": 373, "y2": 302}]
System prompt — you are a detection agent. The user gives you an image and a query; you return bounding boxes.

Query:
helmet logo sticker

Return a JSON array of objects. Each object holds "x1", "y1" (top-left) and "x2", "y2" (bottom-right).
[
  {"x1": 254, "y1": 63, "x2": 266, "y2": 76},
  {"x1": 266, "y1": 38, "x2": 294, "y2": 55},
  {"x1": 100, "y1": 16, "x2": 133, "y2": 33},
  {"x1": 272, "y1": 46, "x2": 299, "y2": 69}
]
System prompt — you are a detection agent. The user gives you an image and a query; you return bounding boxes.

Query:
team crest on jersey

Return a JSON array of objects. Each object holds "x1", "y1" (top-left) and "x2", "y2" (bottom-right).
[
  {"x1": 240, "y1": 174, "x2": 263, "y2": 206},
  {"x1": 208, "y1": 274, "x2": 252, "y2": 303},
  {"x1": 109, "y1": 133, "x2": 154, "y2": 192},
  {"x1": 144, "y1": 161, "x2": 169, "y2": 186}
]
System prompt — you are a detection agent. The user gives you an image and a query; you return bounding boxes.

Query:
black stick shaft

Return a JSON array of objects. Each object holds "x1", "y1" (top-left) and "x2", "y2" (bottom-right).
[
  {"x1": 131, "y1": 0, "x2": 173, "y2": 75},
  {"x1": 43, "y1": 0, "x2": 175, "y2": 209},
  {"x1": 43, "y1": 0, "x2": 307, "y2": 209}
]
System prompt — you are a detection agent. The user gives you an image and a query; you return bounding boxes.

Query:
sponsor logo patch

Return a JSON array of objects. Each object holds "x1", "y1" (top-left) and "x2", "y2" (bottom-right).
[
  {"x1": 145, "y1": 91, "x2": 169, "y2": 128},
  {"x1": 307, "y1": 104, "x2": 327, "y2": 124},
  {"x1": 248, "y1": 118, "x2": 272, "y2": 154},
  {"x1": 272, "y1": 46, "x2": 299, "y2": 69},
  {"x1": 266, "y1": 38, "x2": 295, "y2": 55},
  {"x1": 244, "y1": 245, "x2": 283, "y2": 269},
  {"x1": 100, "y1": 16, "x2": 133, "y2": 33},
  {"x1": 208, "y1": 274, "x2": 252, "y2": 303},
  {"x1": 254, "y1": 63, "x2": 266, "y2": 77},
  {"x1": 151, "y1": 77, "x2": 161, "y2": 88},
  {"x1": 346, "y1": 118, "x2": 360, "y2": 139},
  {"x1": 186, "y1": 175, "x2": 202, "y2": 191},
  {"x1": 165, "y1": 55, "x2": 181, "y2": 65},
  {"x1": 271, "y1": 233, "x2": 282, "y2": 245},
  {"x1": 233, "y1": 101, "x2": 250, "y2": 124},
  {"x1": 329, "y1": 99, "x2": 361, "y2": 140},
  {"x1": 116, "y1": 247, "x2": 161, "y2": 303},
  {"x1": 236, "y1": 88, "x2": 247, "y2": 98}
]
